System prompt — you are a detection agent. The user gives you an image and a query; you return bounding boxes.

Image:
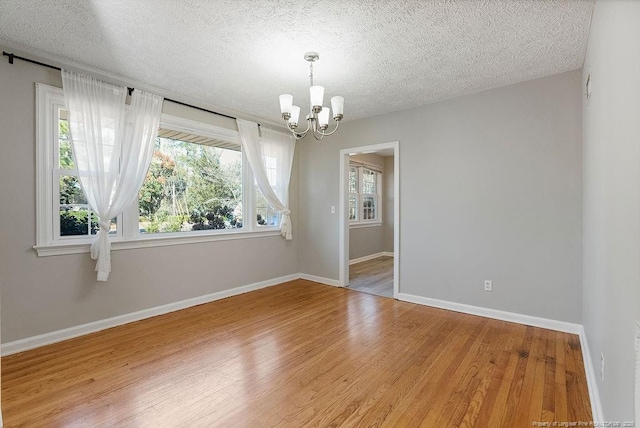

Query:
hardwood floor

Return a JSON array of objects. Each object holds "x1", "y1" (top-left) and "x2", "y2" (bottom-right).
[
  {"x1": 349, "y1": 255, "x2": 394, "y2": 297},
  {"x1": 2, "y1": 280, "x2": 592, "y2": 427}
]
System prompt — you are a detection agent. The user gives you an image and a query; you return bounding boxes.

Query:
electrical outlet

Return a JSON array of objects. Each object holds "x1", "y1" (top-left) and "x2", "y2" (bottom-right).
[
  {"x1": 331, "y1": 206, "x2": 336, "y2": 214},
  {"x1": 484, "y1": 280, "x2": 493, "y2": 292},
  {"x1": 600, "y1": 352, "x2": 605, "y2": 381}
]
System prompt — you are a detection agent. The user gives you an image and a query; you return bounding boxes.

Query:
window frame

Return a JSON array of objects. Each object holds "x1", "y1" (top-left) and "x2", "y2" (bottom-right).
[
  {"x1": 55, "y1": 116, "x2": 122, "y2": 240},
  {"x1": 348, "y1": 166, "x2": 359, "y2": 222},
  {"x1": 348, "y1": 164, "x2": 383, "y2": 229},
  {"x1": 35, "y1": 83, "x2": 281, "y2": 257}
]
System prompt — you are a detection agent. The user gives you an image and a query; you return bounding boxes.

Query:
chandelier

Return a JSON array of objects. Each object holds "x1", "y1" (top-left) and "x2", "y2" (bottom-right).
[{"x1": 279, "y1": 52, "x2": 344, "y2": 140}]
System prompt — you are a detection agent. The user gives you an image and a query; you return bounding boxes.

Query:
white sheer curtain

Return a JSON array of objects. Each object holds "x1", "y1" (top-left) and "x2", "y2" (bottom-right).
[
  {"x1": 236, "y1": 119, "x2": 296, "y2": 239},
  {"x1": 62, "y1": 69, "x2": 163, "y2": 281}
]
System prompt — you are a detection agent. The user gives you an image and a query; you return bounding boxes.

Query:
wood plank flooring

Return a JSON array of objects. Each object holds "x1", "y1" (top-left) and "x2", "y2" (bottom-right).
[
  {"x1": 349, "y1": 256, "x2": 394, "y2": 297},
  {"x1": 2, "y1": 280, "x2": 592, "y2": 427}
]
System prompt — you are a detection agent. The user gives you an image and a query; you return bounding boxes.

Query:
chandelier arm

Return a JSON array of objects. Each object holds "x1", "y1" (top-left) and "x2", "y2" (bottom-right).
[
  {"x1": 304, "y1": 119, "x2": 312, "y2": 135},
  {"x1": 290, "y1": 126, "x2": 308, "y2": 140},
  {"x1": 320, "y1": 120, "x2": 341, "y2": 137},
  {"x1": 297, "y1": 128, "x2": 310, "y2": 139},
  {"x1": 285, "y1": 116, "x2": 312, "y2": 138},
  {"x1": 296, "y1": 118, "x2": 313, "y2": 135},
  {"x1": 312, "y1": 129, "x2": 325, "y2": 140}
]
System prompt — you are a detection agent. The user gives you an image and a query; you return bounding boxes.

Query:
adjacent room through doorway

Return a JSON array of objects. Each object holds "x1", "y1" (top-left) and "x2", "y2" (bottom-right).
[{"x1": 339, "y1": 142, "x2": 399, "y2": 298}]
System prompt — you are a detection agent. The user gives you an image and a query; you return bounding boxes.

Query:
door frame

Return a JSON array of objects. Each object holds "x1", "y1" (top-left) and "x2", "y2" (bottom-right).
[{"x1": 339, "y1": 141, "x2": 400, "y2": 298}]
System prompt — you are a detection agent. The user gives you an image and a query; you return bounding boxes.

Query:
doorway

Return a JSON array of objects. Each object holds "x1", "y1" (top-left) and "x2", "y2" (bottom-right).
[{"x1": 339, "y1": 141, "x2": 399, "y2": 298}]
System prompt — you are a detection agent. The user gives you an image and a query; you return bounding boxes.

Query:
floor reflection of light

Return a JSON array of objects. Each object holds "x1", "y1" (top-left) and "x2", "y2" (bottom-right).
[
  {"x1": 346, "y1": 292, "x2": 382, "y2": 344},
  {"x1": 118, "y1": 336, "x2": 257, "y2": 423}
]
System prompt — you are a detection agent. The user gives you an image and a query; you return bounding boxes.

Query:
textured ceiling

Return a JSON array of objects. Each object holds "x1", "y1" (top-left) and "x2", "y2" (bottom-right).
[{"x1": 0, "y1": 0, "x2": 593, "y2": 125}]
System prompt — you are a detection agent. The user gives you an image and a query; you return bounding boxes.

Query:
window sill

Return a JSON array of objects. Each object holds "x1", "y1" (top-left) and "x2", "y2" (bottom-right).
[
  {"x1": 349, "y1": 222, "x2": 383, "y2": 229},
  {"x1": 34, "y1": 228, "x2": 282, "y2": 257}
]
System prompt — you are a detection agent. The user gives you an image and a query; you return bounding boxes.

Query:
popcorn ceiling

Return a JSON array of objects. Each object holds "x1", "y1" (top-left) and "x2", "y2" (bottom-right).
[{"x1": 0, "y1": 0, "x2": 593, "y2": 124}]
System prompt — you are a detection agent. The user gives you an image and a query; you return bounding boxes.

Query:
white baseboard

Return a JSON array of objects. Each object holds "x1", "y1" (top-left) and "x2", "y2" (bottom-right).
[
  {"x1": 578, "y1": 326, "x2": 604, "y2": 423},
  {"x1": 396, "y1": 292, "x2": 582, "y2": 334},
  {"x1": 299, "y1": 273, "x2": 342, "y2": 287},
  {"x1": 349, "y1": 252, "x2": 394, "y2": 265},
  {"x1": 1, "y1": 273, "x2": 299, "y2": 356}
]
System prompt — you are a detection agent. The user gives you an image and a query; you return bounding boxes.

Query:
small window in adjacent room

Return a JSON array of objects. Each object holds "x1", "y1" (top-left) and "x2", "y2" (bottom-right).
[
  {"x1": 361, "y1": 168, "x2": 378, "y2": 220},
  {"x1": 348, "y1": 166, "x2": 359, "y2": 221},
  {"x1": 349, "y1": 163, "x2": 382, "y2": 227}
]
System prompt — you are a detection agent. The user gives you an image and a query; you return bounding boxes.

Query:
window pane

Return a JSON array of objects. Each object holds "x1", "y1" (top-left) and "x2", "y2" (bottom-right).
[
  {"x1": 265, "y1": 156, "x2": 277, "y2": 187},
  {"x1": 107, "y1": 217, "x2": 118, "y2": 235},
  {"x1": 60, "y1": 175, "x2": 87, "y2": 205},
  {"x1": 349, "y1": 167, "x2": 358, "y2": 193},
  {"x1": 59, "y1": 206, "x2": 116, "y2": 237},
  {"x1": 256, "y1": 189, "x2": 280, "y2": 227},
  {"x1": 58, "y1": 109, "x2": 75, "y2": 170},
  {"x1": 60, "y1": 206, "x2": 94, "y2": 236},
  {"x1": 349, "y1": 195, "x2": 358, "y2": 221},
  {"x1": 363, "y1": 195, "x2": 376, "y2": 220},
  {"x1": 362, "y1": 169, "x2": 376, "y2": 194},
  {"x1": 139, "y1": 137, "x2": 243, "y2": 234}
]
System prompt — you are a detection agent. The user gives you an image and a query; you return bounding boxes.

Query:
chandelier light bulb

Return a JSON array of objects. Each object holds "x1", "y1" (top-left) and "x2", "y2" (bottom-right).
[
  {"x1": 279, "y1": 94, "x2": 293, "y2": 116},
  {"x1": 318, "y1": 107, "x2": 330, "y2": 128},
  {"x1": 289, "y1": 105, "x2": 301, "y2": 127},
  {"x1": 309, "y1": 86, "x2": 324, "y2": 112},
  {"x1": 331, "y1": 96, "x2": 344, "y2": 120}
]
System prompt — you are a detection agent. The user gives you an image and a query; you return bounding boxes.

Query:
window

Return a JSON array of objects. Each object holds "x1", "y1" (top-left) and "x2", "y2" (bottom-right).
[
  {"x1": 348, "y1": 167, "x2": 359, "y2": 221},
  {"x1": 56, "y1": 108, "x2": 119, "y2": 238},
  {"x1": 139, "y1": 133, "x2": 243, "y2": 234},
  {"x1": 349, "y1": 164, "x2": 382, "y2": 227},
  {"x1": 35, "y1": 83, "x2": 281, "y2": 256}
]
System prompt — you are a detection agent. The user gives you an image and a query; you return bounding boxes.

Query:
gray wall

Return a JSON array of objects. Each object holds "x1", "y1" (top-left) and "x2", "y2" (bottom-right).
[
  {"x1": 349, "y1": 226, "x2": 385, "y2": 260},
  {"x1": 582, "y1": 0, "x2": 640, "y2": 421},
  {"x1": 300, "y1": 69, "x2": 583, "y2": 323},
  {"x1": 0, "y1": 55, "x2": 299, "y2": 342},
  {"x1": 348, "y1": 153, "x2": 394, "y2": 260}
]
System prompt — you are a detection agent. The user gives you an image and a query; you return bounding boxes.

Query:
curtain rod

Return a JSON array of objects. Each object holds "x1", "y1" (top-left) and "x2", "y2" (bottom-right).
[{"x1": 2, "y1": 51, "x2": 244, "y2": 123}]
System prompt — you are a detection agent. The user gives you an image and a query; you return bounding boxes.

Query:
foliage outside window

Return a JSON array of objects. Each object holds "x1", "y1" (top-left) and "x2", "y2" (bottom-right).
[
  {"x1": 349, "y1": 165, "x2": 382, "y2": 226},
  {"x1": 138, "y1": 137, "x2": 243, "y2": 234}
]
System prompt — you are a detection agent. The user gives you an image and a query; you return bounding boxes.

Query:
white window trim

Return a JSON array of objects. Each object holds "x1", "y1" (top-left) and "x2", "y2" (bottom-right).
[
  {"x1": 349, "y1": 165, "x2": 382, "y2": 228},
  {"x1": 33, "y1": 230, "x2": 282, "y2": 256},
  {"x1": 349, "y1": 222, "x2": 382, "y2": 229},
  {"x1": 35, "y1": 83, "x2": 280, "y2": 257}
]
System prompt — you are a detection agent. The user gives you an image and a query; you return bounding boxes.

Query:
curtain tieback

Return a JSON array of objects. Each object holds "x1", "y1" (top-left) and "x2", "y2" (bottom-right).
[
  {"x1": 90, "y1": 220, "x2": 113, "y2": 281},
  {"x1": 280, "y1": 209, "x2": 292, "y2": 240}
]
